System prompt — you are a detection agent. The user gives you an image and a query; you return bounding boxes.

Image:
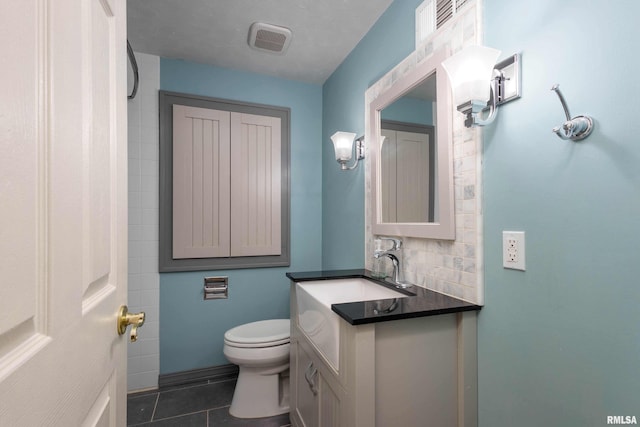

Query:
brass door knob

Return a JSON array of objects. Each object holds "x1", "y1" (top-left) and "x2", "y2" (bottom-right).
[{"x1": 117, "y1": 305, "x2": 145, "y2": 342}]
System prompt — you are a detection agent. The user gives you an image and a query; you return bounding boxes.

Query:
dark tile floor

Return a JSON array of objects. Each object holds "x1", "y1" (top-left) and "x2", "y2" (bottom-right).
[{"x1": 127, "y1": 378, "x2": 291, "y2": 427}]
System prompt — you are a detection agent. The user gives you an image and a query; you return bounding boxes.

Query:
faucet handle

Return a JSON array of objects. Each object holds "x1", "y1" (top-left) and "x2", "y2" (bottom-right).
[{"x1": 378, "y1": 237, "x2": 402, "y2": 251}]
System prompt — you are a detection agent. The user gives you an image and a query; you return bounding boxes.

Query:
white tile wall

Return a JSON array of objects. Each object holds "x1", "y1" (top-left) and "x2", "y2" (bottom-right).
[
  {"x1": 127, "y1": 52, "x2": 160, "y2": 392},
  {"x1": 365, "y1": 2, "x2": 484, "y2": 304}
]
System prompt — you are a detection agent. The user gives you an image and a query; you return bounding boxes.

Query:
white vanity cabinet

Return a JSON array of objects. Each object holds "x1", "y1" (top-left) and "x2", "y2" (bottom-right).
[
  {"x1": 292, "y1": 336, "x2": 345, "y2": 427},
  {"x1": 290, "y1": 290, "x2": 375, "y2": 427},
  {"x1": 289, "y1": 280, "x2": 479, "y2": 427}
]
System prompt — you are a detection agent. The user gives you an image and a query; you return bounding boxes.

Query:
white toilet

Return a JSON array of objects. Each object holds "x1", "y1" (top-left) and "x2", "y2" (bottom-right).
[{"x1": 223, "y1": 319, "x2": 290, "y2": 418}]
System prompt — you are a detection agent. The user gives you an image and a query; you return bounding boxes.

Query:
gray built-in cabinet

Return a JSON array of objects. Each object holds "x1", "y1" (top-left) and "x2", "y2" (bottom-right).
[
  {"x1": 289, "y1": 281, "x2": 478, "y2": 427},
  {"x1": 159, "y1": 92, "x2": 290, "y2": 272}
]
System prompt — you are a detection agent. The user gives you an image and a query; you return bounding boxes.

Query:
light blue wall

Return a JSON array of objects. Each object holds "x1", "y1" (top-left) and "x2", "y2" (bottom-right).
[
  {"x1": 381, "y1": 97, "x2": 433, "y2": 126},
  {"x1": 480, "y1": 0, "x2": 640, "y2": 425},
  {"x1": 321, "y1": 0, "x2": 424, "y2": 269},
  {"x1": 159, "y1": 59, "x2": 323, "y2": 373},
  {"x1": 321, "y1": 0, "x2": 640, "y2": 424}
]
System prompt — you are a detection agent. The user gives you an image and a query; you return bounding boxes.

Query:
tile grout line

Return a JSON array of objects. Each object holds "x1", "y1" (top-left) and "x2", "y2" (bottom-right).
[
  {"x1": 149, "y1": 392, "x2": 160, "y2": 422},
  {"x1": 150, "y1": 409, "x2": 209, "y2": 423},
  {"x1": 151, "y1": 382, "x2": 236, "y2": 421},
  {"x1": 152, "y1": 383, "x2": 233, "y2": 422}
]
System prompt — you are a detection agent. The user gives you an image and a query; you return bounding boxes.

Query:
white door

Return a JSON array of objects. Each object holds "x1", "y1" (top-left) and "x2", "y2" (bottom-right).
[{"x1": 0, "y1": 0, "x2": 129, "y2": 425}]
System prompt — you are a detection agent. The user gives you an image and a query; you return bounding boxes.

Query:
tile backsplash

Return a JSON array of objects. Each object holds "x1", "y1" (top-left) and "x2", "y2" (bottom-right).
[{"x1": 365, "y1": 2, "x2": 484, "y2": 304}]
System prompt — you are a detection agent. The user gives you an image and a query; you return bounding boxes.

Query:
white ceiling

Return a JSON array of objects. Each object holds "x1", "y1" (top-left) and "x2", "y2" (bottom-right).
[{"x1": 127, "y1": 0, "x2": 394, "y2": 84}]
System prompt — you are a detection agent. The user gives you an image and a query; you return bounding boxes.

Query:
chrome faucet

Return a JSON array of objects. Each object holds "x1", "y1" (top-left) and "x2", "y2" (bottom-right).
[
  {"x1": 373, "y1": 251, "x2": 402, "y2": 283},
  {"x1": 373, "y1": 237, "x2": 412, "y2": 288}
]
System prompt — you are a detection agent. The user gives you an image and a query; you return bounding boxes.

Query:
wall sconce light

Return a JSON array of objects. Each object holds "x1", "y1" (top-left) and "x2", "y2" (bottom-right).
[
  {"x1": 441, "y1": 45, "x2": 521, "y2": 127},
  {"x1": 331, "y1": 131, "x2": 365, "y2": 170}
]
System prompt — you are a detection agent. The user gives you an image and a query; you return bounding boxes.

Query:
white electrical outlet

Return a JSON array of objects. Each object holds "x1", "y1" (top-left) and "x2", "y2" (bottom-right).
[{"x1": 503, "y1": 231, "x2": 525, "y2": 270}]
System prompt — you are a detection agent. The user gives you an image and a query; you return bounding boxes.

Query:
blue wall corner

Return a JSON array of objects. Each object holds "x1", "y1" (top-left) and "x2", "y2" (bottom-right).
[
  {"x1": 321, "y1": 0, "x2": 425, "y2": 270},
  {"x1": 159, "y1": 59, "x2": 323, "y2": 372}
]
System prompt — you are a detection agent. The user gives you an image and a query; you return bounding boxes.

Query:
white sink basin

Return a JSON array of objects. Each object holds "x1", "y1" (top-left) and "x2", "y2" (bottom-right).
[{"x1": 296, "y1": 278, "x2": 407, "y2": 371}]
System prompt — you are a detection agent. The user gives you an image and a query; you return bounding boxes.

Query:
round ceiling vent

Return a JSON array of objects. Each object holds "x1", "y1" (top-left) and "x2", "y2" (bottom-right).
[{"x1": 248, "y1": 22, "x2": 292, "y2": 54}]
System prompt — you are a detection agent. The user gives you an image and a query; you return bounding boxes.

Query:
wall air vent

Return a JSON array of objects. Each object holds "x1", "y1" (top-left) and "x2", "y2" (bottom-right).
[
  {"x1": 416, "y1": 0, "x2": 470, "y2": 47},
  {"x1": 248, "y1": 22, "x2": 292, "y2": 54}
]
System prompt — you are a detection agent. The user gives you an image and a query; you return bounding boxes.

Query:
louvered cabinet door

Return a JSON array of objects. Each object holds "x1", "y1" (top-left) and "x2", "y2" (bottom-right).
[
  {"x1": 172, "y1": 105, "x2": 231, "y2": 259},
  {"x1": 230, "y1": 113, "x2": 282, "y2": 257}
]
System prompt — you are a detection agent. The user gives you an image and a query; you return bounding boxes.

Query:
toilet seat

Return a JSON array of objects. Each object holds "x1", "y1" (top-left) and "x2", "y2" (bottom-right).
[{"x1": 224, "y1": 319, "x2": 290, "y2": 348}]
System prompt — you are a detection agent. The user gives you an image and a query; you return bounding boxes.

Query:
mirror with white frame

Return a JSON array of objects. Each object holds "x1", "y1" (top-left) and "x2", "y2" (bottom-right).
[{"x1": 368, "y1": 49, "x2": 455, "y2": 239}]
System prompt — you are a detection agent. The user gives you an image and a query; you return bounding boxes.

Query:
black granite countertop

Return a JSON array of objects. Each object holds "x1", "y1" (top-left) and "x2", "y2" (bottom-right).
[{"x1": 286, "y1": 269, "x2": 481, "y2": 325}]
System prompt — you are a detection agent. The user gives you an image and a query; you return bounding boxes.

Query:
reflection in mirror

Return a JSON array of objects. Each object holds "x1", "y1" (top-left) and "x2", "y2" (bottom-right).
[
  {"x1": 368, "y1": 48, "x2": 454, "y2": 240},
  {"x1": 379, "y1": 73, "x2": 436, "y2": 223}
]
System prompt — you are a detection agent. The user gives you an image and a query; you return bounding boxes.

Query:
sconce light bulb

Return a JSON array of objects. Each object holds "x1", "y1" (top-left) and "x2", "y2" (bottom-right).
[
  {"x1": 331, "y1": 131, "x2": 356, "y2": 162},
  {"x1": 441, "y1": 45, "x2": 501, "y2": 107}
]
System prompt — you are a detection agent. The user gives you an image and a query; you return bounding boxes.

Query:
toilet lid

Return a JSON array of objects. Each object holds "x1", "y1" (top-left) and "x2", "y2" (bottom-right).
[{"x1": 224, "y1": 319, "x2": 290, "y2": 348}]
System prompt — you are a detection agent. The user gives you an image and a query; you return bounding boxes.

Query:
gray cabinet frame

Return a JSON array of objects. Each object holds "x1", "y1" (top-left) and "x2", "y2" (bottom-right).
[{"x1": 159, "y1": 91, "x2": 291, "y2": 272}]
